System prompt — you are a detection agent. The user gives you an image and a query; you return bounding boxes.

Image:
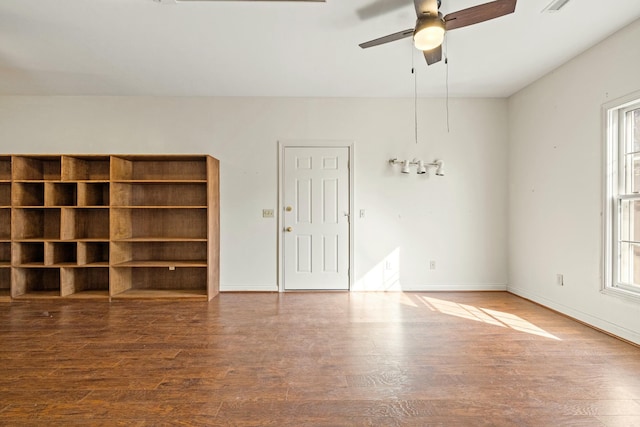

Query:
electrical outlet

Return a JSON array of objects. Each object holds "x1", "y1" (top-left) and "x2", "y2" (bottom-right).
[
  {"x1": 359, "y1": 209, "x2": 366, "y2": 218},
  {"x1": 262, "y1": 209, "x2": 274, "y2": 218},
  {"x1": 556, "y1": 274, "x2": 564, "y2": 286},
  {"x1": 429, "y1": 260, "x2": 436, "y2": 270}
]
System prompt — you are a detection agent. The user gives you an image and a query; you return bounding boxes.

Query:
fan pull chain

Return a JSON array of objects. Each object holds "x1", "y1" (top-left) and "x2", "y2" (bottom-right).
[
  {"x1": 445, "y1": 38, "x2": 450, "y2": 133},
  {"x1": 411, "y1": 45, "x2": 418, "y2": 145},
  {"x1": 414, "y1": 60, "x2": 418, "y2": 145}
]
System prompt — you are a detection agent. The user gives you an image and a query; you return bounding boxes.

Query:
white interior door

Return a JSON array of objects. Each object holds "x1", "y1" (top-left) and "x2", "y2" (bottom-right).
[{"x1": 283, "y1": 146, "x2": 350, "y2": 290}]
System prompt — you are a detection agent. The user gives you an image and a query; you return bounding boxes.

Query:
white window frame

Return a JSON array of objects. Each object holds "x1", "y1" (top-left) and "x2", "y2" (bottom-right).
[{"x1": 603, "y1": 90, "x2": 640, "y2": 301}]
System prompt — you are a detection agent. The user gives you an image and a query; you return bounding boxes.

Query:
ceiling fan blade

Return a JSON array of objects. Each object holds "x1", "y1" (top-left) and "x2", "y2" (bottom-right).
[
  {"x1": 444, "y1": 0, "x2": 516, "y2": 31},
  {"x1": 359, "y1": 29, "x2": 414, "y2": 49},
  {"x1": 414, "y1": 0, "x2": 438, "y2": 16},
  {"x1": 357, "y1": 0, "x2": 408, "y2": 20},
  {"x1": 176, "y1": 0, "x2": 324, "y2": 2},
  {"x1": 423, "y1": 45, "x2": 442, "y2": 65}
]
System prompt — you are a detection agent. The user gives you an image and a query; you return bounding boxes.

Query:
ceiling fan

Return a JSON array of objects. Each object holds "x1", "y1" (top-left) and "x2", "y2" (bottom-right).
[{"x1": 359, "y1": 0, "x2": 517, "y2": 66}]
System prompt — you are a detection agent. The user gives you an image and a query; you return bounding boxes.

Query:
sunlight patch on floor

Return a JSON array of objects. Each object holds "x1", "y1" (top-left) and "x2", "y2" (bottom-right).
[{"x1": 416, "y1": 295, "x2": 561, "y2": 340}]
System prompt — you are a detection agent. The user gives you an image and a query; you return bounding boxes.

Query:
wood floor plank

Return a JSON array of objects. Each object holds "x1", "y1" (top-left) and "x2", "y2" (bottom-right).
[
  {"x1": 1, "y1": 291, "x2": 639, "y2": 425},
  {"x1": 597, "y1": 415, "x2": 640, "y2": 426}
]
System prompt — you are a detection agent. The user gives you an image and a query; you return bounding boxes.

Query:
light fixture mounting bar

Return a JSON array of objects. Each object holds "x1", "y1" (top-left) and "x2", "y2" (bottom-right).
[{"x1": 542, "y1": 0, "x2": 570, "y2": 13}]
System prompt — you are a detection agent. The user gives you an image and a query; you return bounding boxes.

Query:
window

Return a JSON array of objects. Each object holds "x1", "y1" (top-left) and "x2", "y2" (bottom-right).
[{"x1": 604, "y1": 92, "x2": 640, "y2": 299}]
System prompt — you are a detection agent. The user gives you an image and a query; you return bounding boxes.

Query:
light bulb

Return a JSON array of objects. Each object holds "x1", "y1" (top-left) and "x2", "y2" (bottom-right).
[
  {"x1": 413, "y1": 15, "x2": 445, "y2": 51},
  {"x1": 417, "y1": 160, "x2": 427, "y2": 174},
  {"x1": 401, "y1": 160, "x2": 411, "y2": 174}
]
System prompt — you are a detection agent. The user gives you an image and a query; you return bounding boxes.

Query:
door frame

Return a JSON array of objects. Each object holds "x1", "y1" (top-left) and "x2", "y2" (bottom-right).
[{"x1": 277, "y1": 140, "x2": 355, "y2": 292}]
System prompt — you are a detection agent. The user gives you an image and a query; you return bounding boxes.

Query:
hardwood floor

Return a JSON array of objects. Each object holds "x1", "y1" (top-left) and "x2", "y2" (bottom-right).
[{"x1": 1, "y1": 291, "x2": 640, "y2": 426}]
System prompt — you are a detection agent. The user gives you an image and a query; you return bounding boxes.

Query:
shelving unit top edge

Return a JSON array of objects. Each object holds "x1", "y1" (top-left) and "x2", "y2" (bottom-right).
[
  {"x1": 12, "y1": 154, "x2": 61, "y2": 160},
  {"x1": 13, "y1": 238, "x2": 110, "y2": 243},
  {"x1": 113, "y1": 237, "x2": 208, "y2": 242},
  {"x1": 111, "y1": 180, "x2": 207, "y2": 183},
  {"x1": 111, "y1": 154, "x2": 212, "y2": 161},
  {"x1": 9, "y1": 154, "x2": 215, "y2": 159},
  {"x1": 110, "y1": 206, "x2": 208, "y2": 209},
  {"x1": 61, "y1": 155, "x2": 111, "y2": 160},
  {"x1": 14, "y1": 205, "x2": 109, "y2": 209}
]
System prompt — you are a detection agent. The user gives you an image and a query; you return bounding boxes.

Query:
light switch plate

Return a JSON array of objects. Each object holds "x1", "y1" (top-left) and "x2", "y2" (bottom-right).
[{"x1": 263, "y1": 209, "x2": 274, "y2": 218}]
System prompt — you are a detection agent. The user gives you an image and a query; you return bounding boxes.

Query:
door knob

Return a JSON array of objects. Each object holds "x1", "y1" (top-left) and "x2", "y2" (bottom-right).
[
  {"x1": 285, "y1": 206, "x2": 293, "y2": 212},
  {"x1": 285, "y1": 227, "x2": 293, "y2": 232}
]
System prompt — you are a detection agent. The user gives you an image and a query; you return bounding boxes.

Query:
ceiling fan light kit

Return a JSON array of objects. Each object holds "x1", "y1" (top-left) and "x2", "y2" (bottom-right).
[{"x1": 413, "y1": 14, "x2": 446, "y2": 51}]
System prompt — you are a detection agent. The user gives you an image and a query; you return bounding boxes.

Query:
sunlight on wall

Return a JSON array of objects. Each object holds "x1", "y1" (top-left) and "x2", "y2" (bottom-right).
[
  {"x1": 353, "y1": 247, "x2": 401, "y2": 291},
  {"x1": 415, "y1": 295, "x2": 561, "y2": 341}
]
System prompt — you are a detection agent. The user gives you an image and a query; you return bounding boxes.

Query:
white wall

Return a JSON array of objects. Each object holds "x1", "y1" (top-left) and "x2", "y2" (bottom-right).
[
  {"x1": 0, "y1": 96, "x2": 508, "y2": 292},
  {"x1": 508, "y1": 19, "x2": 640, "y2": 343}
]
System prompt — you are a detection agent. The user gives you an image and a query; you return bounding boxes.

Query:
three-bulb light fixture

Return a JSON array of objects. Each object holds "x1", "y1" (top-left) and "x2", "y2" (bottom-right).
[
  {"x1": 389, "y1": 158, "x2": 444, "y2": 176},
  {"x1": 413, "y1": 13, "x2": 446, "y2": 51}
]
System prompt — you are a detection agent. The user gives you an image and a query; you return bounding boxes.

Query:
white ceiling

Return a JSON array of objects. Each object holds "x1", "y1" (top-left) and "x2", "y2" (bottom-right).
[{"x1": 0, "y1": 0, "x2": 639, "y2": 98}]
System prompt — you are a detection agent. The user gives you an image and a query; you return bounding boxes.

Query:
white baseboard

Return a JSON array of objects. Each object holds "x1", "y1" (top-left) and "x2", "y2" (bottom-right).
[
  {"x1": 508, "y1": 286, "x2": 640, "y2": 345},
  {"x1": 350, "y1": 283, "x2": 508, "y2": 292},
  {"x1": 220, "y1": 284, "x2": 278, "y2": 292},
  {"x1": 400, "y1": 283, "x2": 508, "y2": 292},
  {"x1": 220, "y1": 283, "x2": 507, "y2": 292}
]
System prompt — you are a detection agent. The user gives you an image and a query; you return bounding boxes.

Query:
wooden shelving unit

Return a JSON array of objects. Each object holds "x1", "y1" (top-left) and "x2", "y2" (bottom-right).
[
  {"x1": 109, "y1": 155, "x2": 216, "y2": 300},
  {"x1": 0, "y1": 156, "x2": 11, "y2": 301},
  {"x1": 2, "y1": 154, "x2": 219, "y2": 301}
]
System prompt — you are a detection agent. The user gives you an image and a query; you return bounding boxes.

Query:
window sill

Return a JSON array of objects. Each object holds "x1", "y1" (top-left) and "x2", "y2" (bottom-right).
[{"x1": 601, "y1": 286, "x2": 640, "y2": 303}]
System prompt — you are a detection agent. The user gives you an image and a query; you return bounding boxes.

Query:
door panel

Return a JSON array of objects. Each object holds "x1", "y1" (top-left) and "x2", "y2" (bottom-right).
[{"x1": 283, "y1": 147, "x2": 349, "y2": 290}]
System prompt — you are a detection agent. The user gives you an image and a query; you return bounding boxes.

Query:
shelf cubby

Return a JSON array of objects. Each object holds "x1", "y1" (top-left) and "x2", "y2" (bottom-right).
[
  {"x1": 45, "y1": 242, "x2": 76, "y2": 266},
  {"x1": 13, "y1": 208, "x2": 61, "y2": 240},
  {"x1": 0, "y1": 183, "x2": 10, "y2": 206},
  {"x1": 77, "y1": 182, "x2": 109, "y2": 207},
  {"x1": 12, "y1": 267, "x2": 61, "y2": 298},
  {"x1": 61, "y1": 208, "x2": 109, "y2": 240},
  {"x1": 110, "y1": 266, "x2": 207, "y2": 299},
  {"x1": 13, "y1": 242, "x2": 45, "y2": 266},
  {"x1": 60, "y1": 267, "x2": 109, "y2": 297},
  {"x1": 45, "y1": 182, "x2": 76, "y2": 206},
  {"x1": 13, "y1": 182, "x2": 44, "y2": 206},
  {"x1": 0, "y1": 156, "x2": 11, "y2": 181},
  {"x1": 0, "y1": 209, "x2": 10, "y2": 240},
  {"x1": 62, "y1": 156, "x2": 110, "y2": 181},
  {"x1": 0, "y1": 268, "x2": 10, "y2": 299},
  {"x1": 111, "y1": 241, "x2": 207, "y2": 266},
  {"x1": 0, "y1": 242, "x2": 10, "y2": 265},
  {"x1": 111, "y1": 182, "x2": 207, "y2": 207},
  {"x1": 111, "y1": 208, "x2": 207, "y2": 240},
  {"x1": 111, "y1": 156, "x2": 207, "y2": 181},
  {"x1": 77, "y1": 242, "x2": 109, "y2": 266},
  {"x1": 13, "y1": 156, "x2": 61, "y2": 181}
]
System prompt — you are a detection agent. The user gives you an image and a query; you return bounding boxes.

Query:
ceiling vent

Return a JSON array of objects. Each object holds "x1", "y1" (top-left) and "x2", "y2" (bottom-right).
[{"x1": 542, "y1": 0, "x2": 570, "y2": 13}]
